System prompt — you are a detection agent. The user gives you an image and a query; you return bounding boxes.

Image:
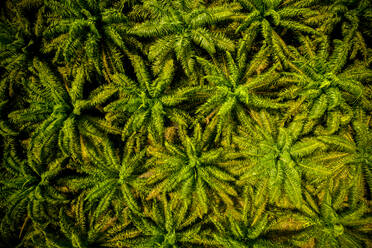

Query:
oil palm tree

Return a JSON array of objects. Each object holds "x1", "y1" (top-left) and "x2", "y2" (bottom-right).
[
  {"x1": 233, "y1": 110, "x2": 332, "y2": 208},
  {"x1": 234, "y1": 0, "x2": 320, "y2": 67},
  {"x1": 316, "y1": 108, "x2": 372, "y2": 208},
  {"x1": 44, "y1": 0, "x2": 142, "y2": 80},
  {"x1": 142, "y1": 124, "x2": 241, "y2": 217},
  {"x1": 211, "y1": 192, "x2": 288, "y2": 248},
  {"x1": 8, "y1": 60, "x2": 115, "y2": 163},
  {"x1": 0, "y1": 149, "x2": 68, "y2": 243},
  {"x1": 195, "y1": 51, "x2": 286, "y2": 143},
  {"x1": 129, "y1": 195, "x2": 214, "y2": 247},
  {"x1": 44, "y1": 193, "x2": 142, "y2": 248},
  {"x1": 0, "y1": 0, "x2": 46, "y2": 86},
  {"x1": 315, "y1": 0, "x2": 371, "y2": 63},
  {"x1": 275, "y1": 189, "x2": 372, "y2": 248},
  {"x1": 103, "y1": 54, "x2": 197, "y2": 144},
  {"x1": 64, "y1": 137, "x2": 146, "y2": 217},
  {"x1": 278, "y1": 38, "x2": 371, "y2": 135},
  {"x1": 129, "y1": 0, "x2": 235, "y2": 77}
]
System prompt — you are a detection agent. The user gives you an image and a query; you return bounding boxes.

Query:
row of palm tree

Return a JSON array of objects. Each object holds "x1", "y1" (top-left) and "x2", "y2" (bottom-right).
[{"x1": 0, "y1": 0, "x2": 371, "y2": 247}]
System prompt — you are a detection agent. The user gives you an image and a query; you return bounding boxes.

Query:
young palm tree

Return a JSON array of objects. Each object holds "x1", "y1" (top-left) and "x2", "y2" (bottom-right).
[
  {"x1": 102, "y1": 54, "x2": 197, "y2": 144},
  {"x1": 275, "y1": 190, "x2": 372, "y2": 248},
  {"x1": 233, "y1": 110, "x2": 332, "y2": 208},
  {"x1": 315, "y1": 0, "x2": 371, "y2": 62},
  {"x1": 129, "y1": 195, "x2": 214, "y2": 247},
  {"x1": 316, "y1": 108, "x2": 372, "y2": 208},
  {"x1": 44, "y1": 0, "x2": 142, "y2": 80},
  {"x1": 195, "y1": 51, "x2": 286, "y2": 143},
  {"x1": 64, "y1": 137, "x2": 146, "y2": 217},
  {"x1": 0, "y1": 147, "x2": 68, "y2": 243},
  {"x1": 279, "y1": 38, "x2": 371, "y2": 135},
  {"x1": 211, "y1": 194, "x2": 285, "y2": 248},
  {"x1": 0, "y1": 0, "x2": 46, "y2": 93},
  {"x1": 129, "y1": 0, "x2": 235, "y2": 77},
  {"x1": 44, "y1": 193, "x2": 142, "y2": 248},
  {"x1": 8, "y1": 60, "x2": 115, "y2": 163},
  {"x1": 234, "y1": 0, "x2": 320, "y2": 67},
  {"x1": 142, "y1": 124, "x2": 241, "y2": 217}
]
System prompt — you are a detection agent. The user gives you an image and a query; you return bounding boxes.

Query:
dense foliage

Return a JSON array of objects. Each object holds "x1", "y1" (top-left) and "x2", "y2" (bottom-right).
[{"x1": 0, "y1": 0, "x2": 371, "y2": 247}]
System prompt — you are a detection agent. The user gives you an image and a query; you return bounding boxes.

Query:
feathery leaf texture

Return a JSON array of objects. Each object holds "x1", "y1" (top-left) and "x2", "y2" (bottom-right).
[{"x1": 0, "y1": 0, "x2": 371, "y2": 247}]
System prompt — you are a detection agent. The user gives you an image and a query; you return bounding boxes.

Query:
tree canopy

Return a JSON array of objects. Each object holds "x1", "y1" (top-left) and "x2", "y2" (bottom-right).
[{"x1": 0, "y1": 0, "x2": 371, "y2": 247}]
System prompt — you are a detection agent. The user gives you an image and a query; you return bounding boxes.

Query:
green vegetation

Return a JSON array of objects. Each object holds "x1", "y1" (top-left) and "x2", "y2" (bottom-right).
[{"x1": 0, "y1": 0, "x2": 371, "y2": 247}]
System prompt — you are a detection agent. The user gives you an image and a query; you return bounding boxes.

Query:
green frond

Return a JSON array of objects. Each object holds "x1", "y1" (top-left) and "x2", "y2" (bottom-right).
[
  {"x1": 317, "y1": 135, "x2": 356, "y2": 153},
  {"x1": 290, "y1": 138, "x2": 327, "y2": 157},
  {"x1": 1, "y1": 0, "x2": 371, "y2": 246},
  {"x1": 283, "y1": 164, "x2": 302, "y2": 207}
]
